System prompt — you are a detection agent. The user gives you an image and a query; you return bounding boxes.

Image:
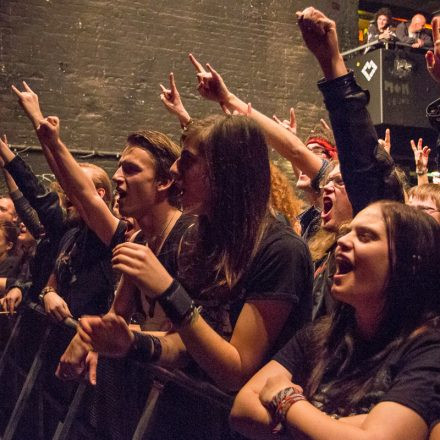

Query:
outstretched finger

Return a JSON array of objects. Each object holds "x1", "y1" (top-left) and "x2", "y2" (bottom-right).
[
  {"x1": 422, "y1": 146, "x2": 431, "y2": 157},
  {"x1": 206, "y1": 63, "x2": 220, "y2": 79},
  {"x1": 272, "y1": 114, "x2": 283, "y2": 125},
  {"x1": 385, "y1": 128, "x2": 391, "y2": 145},
  {"x1": 169, "y1": 72, "x2": 178, "y2": 93},
  {"x1": 22, "y1": 81, "x2": 33, "y2": 93},
  {"x1": 417, "y1": 138, "x2": 423, "y2": 150},
  {"x1": 189, "y1": 53, "x2": 205, "y2": 73},
  {"x1": 410, "y1": 139, "x2": 417, "y2": 153},
  {"x1": 11, "y1": 85, "x2": 21, "y2": 97},
  {"x1": 246, "y1": 102, "x2": 252, "y2": 116},
  {"x1": 289, "y1": 107, "x2": 297, "y2": 131},
  {"x1": 159, "y1": 83, "x2": 169, "y2": 94},
  {"x1": 320, "y1": 118, "x2": 330, "y2": 131}
]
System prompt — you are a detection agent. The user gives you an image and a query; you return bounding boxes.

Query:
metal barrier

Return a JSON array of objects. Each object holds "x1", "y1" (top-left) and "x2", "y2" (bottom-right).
[{"x1": 0, "y1": 303, "x2": 234, "y2": 440}]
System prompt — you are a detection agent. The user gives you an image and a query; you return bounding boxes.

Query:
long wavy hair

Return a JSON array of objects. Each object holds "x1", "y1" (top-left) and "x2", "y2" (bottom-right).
[
  {"x1": 305, "y1": 201, "x2": 440, "y2": 412},
  {"x1": 269, "y1": 163, "x2": 302, "y2": 234},
  {"x1": 178, "y1": 115, "x2": 271, "y2": 296}
]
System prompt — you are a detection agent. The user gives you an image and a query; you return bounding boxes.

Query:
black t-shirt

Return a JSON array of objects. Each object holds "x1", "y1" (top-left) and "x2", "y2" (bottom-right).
[
  {"x1": 131, "y1": 213, "x2": 196, "y2": 324},
  {"x1": 54, "y1": 220, "x2": 126, "y2": 318},
  {"x1": 0, "y1": 255, "x2": 20, "y2": 278},
  {"x1": 273, "y1": 326, "x2": 440, "y2": 428},
  {"x1": 187, "y1": 219, "x2": 313, "y2": 358}
]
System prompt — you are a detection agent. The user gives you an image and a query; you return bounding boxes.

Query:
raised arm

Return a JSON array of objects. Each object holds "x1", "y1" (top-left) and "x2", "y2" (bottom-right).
[
  {"x1": 188, "y1": 54, "x2": 323, "y2": 180},
  {"x1": 11, "y1": 83, "x2": 71, "y2": 195},
  {"x1": 297, "y1": 7, "x2": 403, "y2": 213},
  {"x1": 36, "y1": 116, "x2": 119, "y2": 246},
  {"x1": 159, "y1": 72, "x2": 192, "y2": 128},
  {"x1": 0, "y1": 132, "x2": 65, "y2": 239},
  {"x1": 411, "y1": 138, "x2": 431, "y2": 186},
  {"x1": 0, "y1": 136, "x2": 42, "y2": 239}
]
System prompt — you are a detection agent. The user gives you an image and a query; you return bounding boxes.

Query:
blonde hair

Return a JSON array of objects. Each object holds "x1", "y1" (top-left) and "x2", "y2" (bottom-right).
[{"x1": 269, "y1": 163, "x2": 302, "y2": 234}]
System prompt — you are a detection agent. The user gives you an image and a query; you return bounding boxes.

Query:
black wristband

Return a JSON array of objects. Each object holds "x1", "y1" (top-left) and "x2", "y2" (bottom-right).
[
  {"x1": 126, "y1": 331, "x2": 162, "y2": 363},
  {"x1": 157, "y1": 279, "x2": 194, "y2": 326}
]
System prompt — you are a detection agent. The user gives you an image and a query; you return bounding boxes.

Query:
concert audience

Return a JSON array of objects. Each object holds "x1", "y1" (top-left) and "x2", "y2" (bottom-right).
[{"x1": 0, "y1": 6, "x2": 440, "y2": 440}]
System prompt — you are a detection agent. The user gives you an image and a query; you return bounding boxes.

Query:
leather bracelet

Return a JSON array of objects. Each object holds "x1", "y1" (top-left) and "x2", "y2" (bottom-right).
[
  {"x1": 157, "y1": 279, "x2": 195, "y2": 327},
  {"x1": 126, "y1": 331, "x2": 162, "y2": 363},
  {"x1": 39, "y1": 286, "x2": 57, "y2": 303}
]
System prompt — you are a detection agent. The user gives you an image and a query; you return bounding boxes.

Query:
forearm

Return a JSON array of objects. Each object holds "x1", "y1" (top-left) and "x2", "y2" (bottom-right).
[
  {"x1": 10, "y1": 190, "x2": 42, "y2": 239},
  {"x1": 110, "y1": 275, "x2": 136, "y2": 322},
  {"x1": 224, "y1": 94, "x2": 323, "y2": 178},
  {"x1": 43, "y1": 137, "x2": 97, "y2": 213},
  {"x1": 177, "y1": 316, "x2": 249, "y2": 391}
]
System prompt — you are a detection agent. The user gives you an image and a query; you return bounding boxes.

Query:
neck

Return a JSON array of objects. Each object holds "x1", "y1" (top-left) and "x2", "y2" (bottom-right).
[
  {"x1": 137, "y1": 201, "x2": 181, "y2": 242},
  {"x1": 355, "y1": 303, "x2": 383, "y2": 340}
]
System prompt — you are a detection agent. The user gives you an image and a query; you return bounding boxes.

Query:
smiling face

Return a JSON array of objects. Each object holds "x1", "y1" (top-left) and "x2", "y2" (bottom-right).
[
  {"x1": 320, "y1": 164, "x2": 352, "y2": 231},
  {"x1": 332, "y1": 204, "x2": 389, "y2": 314},
  {"x1": 112, "y1": 146, "x2": 159, "y2": 220},
  {"x1": 376, "y1": 14, "x2": 389, "y2": 31},
  {"x1": 170, "y1": 138, "x2": 210, "y2": 214}
]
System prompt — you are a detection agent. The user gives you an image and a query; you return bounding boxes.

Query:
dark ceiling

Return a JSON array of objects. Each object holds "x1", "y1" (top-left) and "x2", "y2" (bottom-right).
[{"x1": 360, "y1": 0, "x2": 440, "y2": 17}]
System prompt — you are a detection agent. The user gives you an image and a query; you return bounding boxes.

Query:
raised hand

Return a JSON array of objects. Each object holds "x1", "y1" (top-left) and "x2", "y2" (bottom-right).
[
  {"x1": 410, "y1": 138, "x2": 431, "y2": 174},
  {"x1": 426, "y1": 17, "x2": 440, "y2": 83},
  {"x1": 77, "y1": 314, "x2": 134, "y2": 358},
  {"x1": 296, "y1": 7, "x2": 347, "y2": 79},
  {"x1": 11, "y1": 81, "x2": 44, "y2": 128},
  {"x1": 0, "y1": 287, "x2": 22, "y2": 315},
  {"x1": 112, "y1": 242, "x2": 173, "y2": 297},
  {"x1": 189, "y1": 53, "x2": 231, "y2": 104},
  {"x1": 36, "y1": 116, "x2": 61, "y2": 148},
  {"x1": 378, "y1": 128, "x2": 391, "y2": 155},
  {"x1": 159, "y1": 72, "x2": 192, "y2": 126},
  {"x1": 273, "y1": 107, "x2": 297, "y2": 135}
]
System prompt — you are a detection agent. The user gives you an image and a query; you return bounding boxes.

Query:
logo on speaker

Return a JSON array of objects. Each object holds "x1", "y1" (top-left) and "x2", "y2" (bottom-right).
[{"x1": 361, "y1": 60, "x2": 378, "y2": 81}]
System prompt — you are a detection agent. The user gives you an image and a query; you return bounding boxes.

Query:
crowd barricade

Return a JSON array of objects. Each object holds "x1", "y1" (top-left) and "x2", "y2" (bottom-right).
[{"x1": 0, "y1": 302, "x2": 234, "y2": 440}]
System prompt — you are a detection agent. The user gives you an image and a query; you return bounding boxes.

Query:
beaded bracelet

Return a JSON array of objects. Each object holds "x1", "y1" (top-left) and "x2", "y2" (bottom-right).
[{"x1": 269, "y1": 386, "x2": 306, "y2": 435}]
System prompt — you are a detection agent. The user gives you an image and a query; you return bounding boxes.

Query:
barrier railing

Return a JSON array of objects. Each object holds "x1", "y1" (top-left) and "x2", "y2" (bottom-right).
[
  {"x1": 0, "y1": 302, "x2": 234, "y2": 440},
  {"x1": 341, "y1": 40, "x2": 431, "y2": 58}
]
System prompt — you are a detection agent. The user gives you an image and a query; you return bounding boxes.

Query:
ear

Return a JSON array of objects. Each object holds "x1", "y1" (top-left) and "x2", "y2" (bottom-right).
[
  {"x1": 156, "y1": 178, "x2": 174, "y2": 194},
  {"x1": 5, "y1": 241, "x2": 13, "y2": 252},
  {"x1": 96, "y1": 188, "x2": 106, "y2": 200}
]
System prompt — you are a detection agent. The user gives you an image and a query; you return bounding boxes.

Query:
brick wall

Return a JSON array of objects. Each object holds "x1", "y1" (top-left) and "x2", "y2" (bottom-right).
[{"x1": 0, "y1": 0, "x2": 359, "y2": 181}]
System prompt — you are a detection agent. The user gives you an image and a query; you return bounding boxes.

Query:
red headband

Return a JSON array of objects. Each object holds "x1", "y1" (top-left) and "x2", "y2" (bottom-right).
[{"x1": 306, "y1": 137, "x2": 338, "y2": 159}]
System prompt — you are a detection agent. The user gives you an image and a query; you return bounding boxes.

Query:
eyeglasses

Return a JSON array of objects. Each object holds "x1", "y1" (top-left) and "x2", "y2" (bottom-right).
[{"x1": 320, "y1": 174, "x2": 345, "y2": 190}]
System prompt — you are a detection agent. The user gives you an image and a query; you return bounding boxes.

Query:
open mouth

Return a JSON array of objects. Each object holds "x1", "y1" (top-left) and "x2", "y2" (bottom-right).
[
  {"x1": 321, "y1": 196, "x2": 334, "y2": 220},
  {"x1": 335, "y1": 255, "x2": 354, "y2": 275}
]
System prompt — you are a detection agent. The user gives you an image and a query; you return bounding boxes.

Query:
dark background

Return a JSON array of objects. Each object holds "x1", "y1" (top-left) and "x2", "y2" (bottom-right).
[{"x1": 0, "y1": 0, "x2": 437, "y2": 188}]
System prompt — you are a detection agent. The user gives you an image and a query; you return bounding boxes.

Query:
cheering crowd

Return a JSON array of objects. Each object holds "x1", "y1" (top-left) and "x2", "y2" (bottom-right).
[{"x1": 1, "y1": 6, "x2": 440, "y2": 440}]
